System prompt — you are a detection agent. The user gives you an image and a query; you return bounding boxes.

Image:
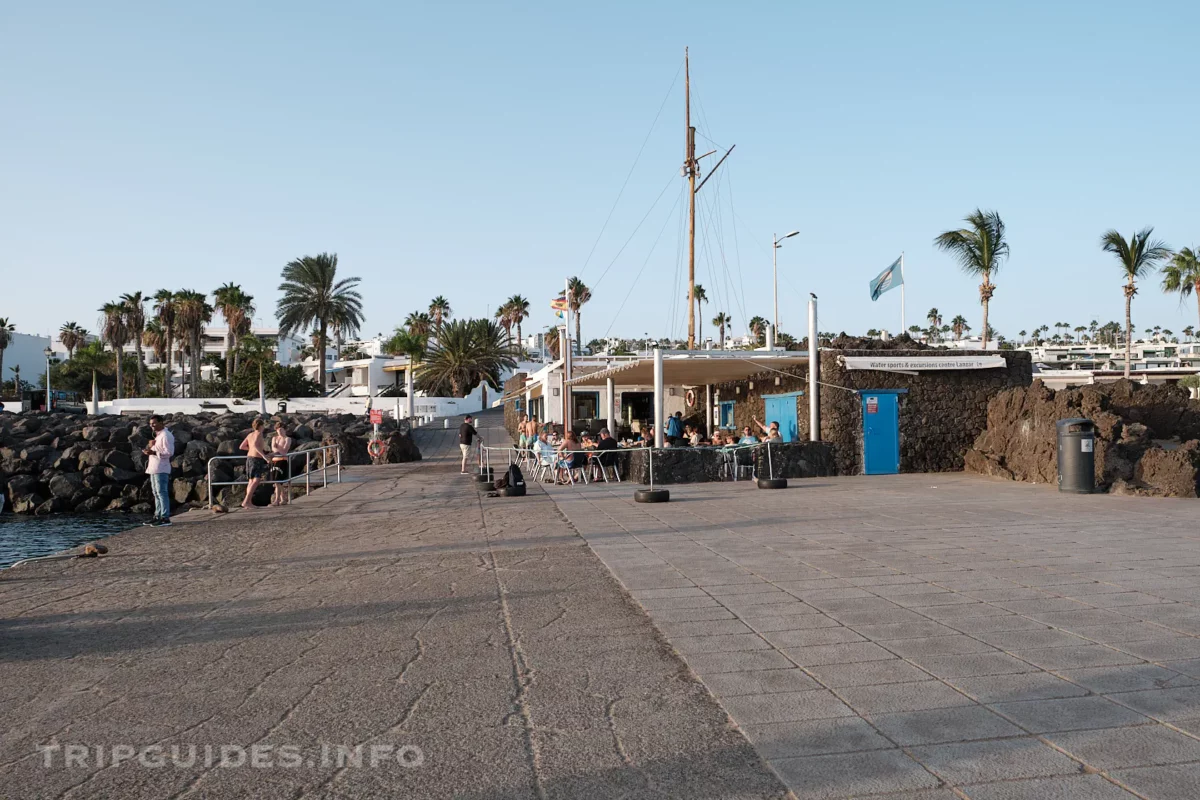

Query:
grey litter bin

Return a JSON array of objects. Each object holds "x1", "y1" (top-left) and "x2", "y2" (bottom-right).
[
  {"x1": 277, "y1": 401, "x2": 287, "y2": 414},
  {"x1": 1056, "y1": 418, "x2": 1096, "y2": 494}
]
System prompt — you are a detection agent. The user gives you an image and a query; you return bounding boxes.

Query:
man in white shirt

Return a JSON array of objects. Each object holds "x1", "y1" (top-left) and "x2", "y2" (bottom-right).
[{"x1": 142, "y1": 415, "x2": 175, "y2": 527}]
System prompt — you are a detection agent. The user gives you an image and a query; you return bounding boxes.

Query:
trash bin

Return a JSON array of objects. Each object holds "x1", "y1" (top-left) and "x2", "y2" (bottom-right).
[
  {"x1": 1056, "y1": 418, "x2": 1095, "y2": 494},
  {"x1": 277, "y1": 401, "x2": 288, "y2": 414}
]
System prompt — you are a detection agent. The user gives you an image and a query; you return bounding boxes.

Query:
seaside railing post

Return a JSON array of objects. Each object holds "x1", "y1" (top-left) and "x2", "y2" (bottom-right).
[
  {"x1": 767, "y1": 440, "x2": 774, "y2": 479},
  {"x1": 649, "y1": 447, "x2": 654, "y2": 491},
  {"x1": 336, "y1": 445, "x2": 341, "y2": 483},
  {"x1": 305, "y1": 452, "x2": 311, "y2": 496},
  {"x1": 207, "y1": 459, "x2": 214, "y2": 508}
]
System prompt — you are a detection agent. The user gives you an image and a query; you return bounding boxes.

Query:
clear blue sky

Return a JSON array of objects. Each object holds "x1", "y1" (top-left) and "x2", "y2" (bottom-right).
[{"x1": 3, "y1": 1, "x2": 1198, "y2": 345}]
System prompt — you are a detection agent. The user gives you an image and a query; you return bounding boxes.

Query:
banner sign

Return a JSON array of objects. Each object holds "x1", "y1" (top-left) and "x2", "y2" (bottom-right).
[
  {"x1": 369, "y1": 409, "x2": 383, "y2": 424},
  {"x1": 842, "y1": 356, "x2": 1005, "y2": 372}
]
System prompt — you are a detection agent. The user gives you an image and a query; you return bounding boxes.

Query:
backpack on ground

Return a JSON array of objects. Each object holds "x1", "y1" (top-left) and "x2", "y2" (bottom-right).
[{"x1": 500, "y1": 464, "x2": 526, "y2": 496}]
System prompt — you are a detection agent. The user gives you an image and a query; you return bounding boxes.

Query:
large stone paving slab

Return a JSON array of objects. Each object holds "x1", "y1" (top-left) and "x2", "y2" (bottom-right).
[{"x1": 547, "y1": 472, "x2": 1200, "y2": 798}]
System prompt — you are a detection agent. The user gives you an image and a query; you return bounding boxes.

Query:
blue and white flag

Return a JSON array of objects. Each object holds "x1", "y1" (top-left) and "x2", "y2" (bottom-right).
[{"x1": 869, "y1": 257, "x2": 904, "y2": 301}]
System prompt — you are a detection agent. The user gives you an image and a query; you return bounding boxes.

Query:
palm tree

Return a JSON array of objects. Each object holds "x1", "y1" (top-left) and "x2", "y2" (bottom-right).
[
  {"x1": 907, "y1": 324, "x2": 923, "y2": 338},
  {"x1": 926, "y1": 308, "x2": 942, "y2": 342},
  {"x1": 99, "y1": 301, "x2": 129, "y2": 399},
  {"x1": 712, "y1": 312, "x2": 731, "y2": 349},
  {"x1": 934, "y1": 209, "x2": 1009, "y2": 348},
  {"x1": 276, "y1": 253, "x2": 364, "y2": 392},
  {"x1": 1162, "y1": 247, "x2": 1200, "y2": 331},
  {"x1": 143, "y1": 318, "x2": 167, "y2": 368},
  {"x1": 506, "y1": 294, "x2": 530, "y2": 356},
  {"x1": 566, "y1": 277, "x2": 591, "y2": 354},
  {"x1": 544, "y1": 327, "x2": 562, "y2": 360},
  {"x1": 120, "y1": 291, "x2": 147, "y2": 395},
  {"x1": 0, "y1": 318, "x2": 14, "y2": 394},
  {"x1": 1074, "y1": 326, "x2": 1086, "y2": 342},
  {"x1": 950, "y1": 314, "x2": 968, "y2": 340},
  {"x1": 415, "y1": 319, "x2": 517, "y2": 405},
  {"x1": 1101, "y1": 227, "x2": 1173, "y2": 378},
  {"x1": 173, "y1": 290, "x2": 212, "y2": 397},
  {"x1": 153, "y1": 290, "x2": 178, "y2": 397},
  {"x1": 405, "y1": 311, "x2": 433, "y2": 337},
  {"x1": 1185, "y1": 325, "x2": 1196, "y2": 342},
  {"x1": 494, "y1": 301, "x2": 515, "y2": 345},
  {"x1": 1018, "y1": 329, "x2": 1027, "y2": 345},
  {"x1": 59, "y1": 322, "x2": 86, "y2": 360},
  {"x1": 213, "y1": 283, "x2": 256, "y2": 380},
  {"x1": 748, "y1": 316, "x2": 768, "y2": 345},
  {"x1": 384, "y1": 329, "x2": 427, "y2": 365},
  {"x1": 428, "y1": 296, "x2": 452, "y2": 333},
  {"x1": 693, "y1": 284, "x2": 708, "y2": 347}
]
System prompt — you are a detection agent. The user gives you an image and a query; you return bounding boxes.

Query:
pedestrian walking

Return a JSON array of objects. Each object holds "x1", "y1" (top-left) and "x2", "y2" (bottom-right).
[{"x1": 141, "y1": 415, "x2": 175, "y2": 527}]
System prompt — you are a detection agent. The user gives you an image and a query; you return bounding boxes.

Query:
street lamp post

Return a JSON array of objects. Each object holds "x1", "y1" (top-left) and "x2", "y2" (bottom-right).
[
  {"x1": 773, "y1": 230, "x2": 800, "y2": 336},
  {"x1": 43, "y1": 346, "x2": 53, "y2": 412}
]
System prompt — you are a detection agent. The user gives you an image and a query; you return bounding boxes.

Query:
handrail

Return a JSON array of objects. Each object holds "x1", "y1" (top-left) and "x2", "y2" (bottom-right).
[{"x1": 206, "y1": 444, "x2": 342, "y2": 508}]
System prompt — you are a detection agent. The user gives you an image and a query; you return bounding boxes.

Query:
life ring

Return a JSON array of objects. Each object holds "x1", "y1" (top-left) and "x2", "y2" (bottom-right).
[
  {"x1": 367, "y1": 439, "x2": 387, "y2": 459},
  {"x1": 685, "y1": 389, "x2": 696, "y2": 408}
]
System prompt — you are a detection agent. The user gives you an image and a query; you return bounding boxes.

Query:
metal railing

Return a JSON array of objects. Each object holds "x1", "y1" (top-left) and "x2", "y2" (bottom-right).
[
  {"x1": 478, "y1": 439, "x2": 781, "y2": 487},
  {"x1": 206, "y1": 444, "x2": 342, "y2": 508}
]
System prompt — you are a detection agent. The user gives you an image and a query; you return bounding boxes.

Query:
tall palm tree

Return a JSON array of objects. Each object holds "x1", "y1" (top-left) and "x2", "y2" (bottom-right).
[
  {"x1": 59, "y1": 322, "x2": 85, "y2": 360},
  {"x1": 566, "y1": 277, "x2": 591, "y2": 354},
  {"x1": 213, "y1": 283, "x2": 256, "y2": 380},
  {"x1": 934, "y1": 209, "x2": 1009, "y2": 348},
  {"x1": 405, "y1": 311, "x2": 433, "y2": 337},
  {"x1": 544, "y1": 327, "x2": 562, "y2": 360},
  {"x1": 153, "y1": 289, "x2": 178, "y2": 397},
  {"x1": 1162, "y1": 247, "x2": 1200, "y2": 331},
  {"x1": 99, "y1": 301, "x2": 129, "y2": 399},
  {"x1": 950, "y1": 314, "x2": 969, "y2": 340},
  {"x1": 693, "y1": 284, "x2": 708, "y2": 346},
  {"x1": 428, "y1": 296, "x2": 452, "y2": 333},
  {"x1": 415, "y1": 319, "x2": 517, "y2": 406},
  {"x1": 143, "y1": 318, "x2": 167, "y2": 368},
  {"x1": 748, "y1": 316, "x2": 768, "y2": 345},
  {"x1": 1018, "y1": 329, "x2": 1027, "y2": 345},
  {"x1": 505, "y1": 294, "x2": 530, "y2": 356},
  {"x1": 120, "y1": 291, "x2": 147, "y2": 395},
  {"x1": 712, "y1": 311, "x2": 731, "y2": 349},
  {"x1": 1102, "y1": 227, "x2": 1173, "y2": 378},
  {"x1": 926, "y1": 308, "x2": 942, "y2": 342},
  {"x1": 0, "y1": 318, "x2": 14, "y2": 394},
  {"x1": 172, "y1": 290, "x2": 212, "y2": 397},
  {"x1": 276, "y1": 253, "x2": 364, "y2": 392},
  {"x1": 494, "y1": 303, "x2": 514, "y2": 344}
]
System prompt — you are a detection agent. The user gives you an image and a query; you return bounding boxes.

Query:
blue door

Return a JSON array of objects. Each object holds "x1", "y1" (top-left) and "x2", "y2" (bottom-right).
[
  {"x1": 862, "y1": 392, "x2": 899, "y2": 474},
  {"x1": 762, "y1": 392, "x2": 801, "y2": 442},
  {"x1": 719, "y1": 401, "x2": 735, "y2": 428}
]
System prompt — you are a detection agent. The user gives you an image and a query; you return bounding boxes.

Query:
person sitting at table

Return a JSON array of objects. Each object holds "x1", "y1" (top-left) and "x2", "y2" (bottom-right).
[
  {"x1": 688, "y1": 425, "x2": 702, "y2": 447},
  {"x1": 754, "y1": 417, "x2": 783, "y2": 441},
  {"x1": 556, "y1": 431, "x2": 585, "y2": 483},
  {"x1": 711, "y1": 431, "x2": 725, "y2": 446},
  {"x1": 738, "y1": 426, "x2": 760, "y2": 445},
  {"x1": 591, "y1": 427, "x2": 619, "y2": 479}
]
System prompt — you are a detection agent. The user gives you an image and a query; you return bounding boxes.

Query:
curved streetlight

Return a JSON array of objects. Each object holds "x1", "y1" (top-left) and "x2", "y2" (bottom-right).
[{"x1": 773, "y1": 231, "x2": 800, "y2": 335}]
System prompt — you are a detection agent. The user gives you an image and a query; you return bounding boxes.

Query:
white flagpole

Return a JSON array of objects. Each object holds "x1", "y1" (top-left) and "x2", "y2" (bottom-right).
[{"x1": 900, "y1": 252, "x2": 906, "y2": 333}]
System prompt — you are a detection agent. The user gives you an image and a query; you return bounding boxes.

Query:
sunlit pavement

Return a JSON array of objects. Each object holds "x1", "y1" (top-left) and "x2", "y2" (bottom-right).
[{"x1": 547, "y1": 472, "x2": 1200, "y2": 799}]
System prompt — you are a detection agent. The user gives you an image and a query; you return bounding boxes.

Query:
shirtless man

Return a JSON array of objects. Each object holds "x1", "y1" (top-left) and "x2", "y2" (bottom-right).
[{"x1": 239, "y1": 418, "x2": 269, "y2": 509}]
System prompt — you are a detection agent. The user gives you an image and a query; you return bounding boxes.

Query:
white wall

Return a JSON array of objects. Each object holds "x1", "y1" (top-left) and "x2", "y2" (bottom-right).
[{"x1": 2, "y1": 332, "x2": 52, "y2": 391}]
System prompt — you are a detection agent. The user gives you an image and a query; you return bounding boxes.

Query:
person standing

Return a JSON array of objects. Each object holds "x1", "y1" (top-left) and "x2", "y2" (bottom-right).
[
  {"x1": 459, "y1": 414, "x2": 479, "y2": 474},
  {"x1": 239, "y1": 418, "x2": 269, "y2": 509},
  {"x1": 269, "y1": 422, "x2": 294, "y2": 506},
  {"x1": 142, "y1": 415, "x2": 175, "y2": 527},
  {"x1": 665, "y1": 411, "x2": 684, "y2": 445}
]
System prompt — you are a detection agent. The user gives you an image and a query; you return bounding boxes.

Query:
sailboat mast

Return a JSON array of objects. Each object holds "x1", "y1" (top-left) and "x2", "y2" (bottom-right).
[{"x1": 685, "y1": 47, "x2": 697, "y2": 350}]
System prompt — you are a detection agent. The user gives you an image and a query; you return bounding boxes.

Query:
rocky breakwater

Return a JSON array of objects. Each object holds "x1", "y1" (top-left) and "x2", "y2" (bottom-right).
[
  {"x1": 0, "y1": 410, "x2": 422, "y2": 515},
  {"x1": 964, "y1": 379, "x2": 1200, "y2": 497}
]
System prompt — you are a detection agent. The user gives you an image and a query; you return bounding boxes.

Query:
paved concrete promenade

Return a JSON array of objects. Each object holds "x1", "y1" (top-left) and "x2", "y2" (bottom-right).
[
  {"x1": 547, "y1": 472, "x2": 1200, "y2": 799},
  {"x1": 0, "y1": 418, "x2": 786, "y2": 799}
]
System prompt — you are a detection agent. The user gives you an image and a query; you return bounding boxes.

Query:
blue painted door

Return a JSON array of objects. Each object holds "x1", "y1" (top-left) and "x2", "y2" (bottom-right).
[
  {"x1": 862, "y1": 393, "x2": 899, "y2": 474},
  {"x1": 762, "y1": 393, "x2": 799, "y2": 442}
]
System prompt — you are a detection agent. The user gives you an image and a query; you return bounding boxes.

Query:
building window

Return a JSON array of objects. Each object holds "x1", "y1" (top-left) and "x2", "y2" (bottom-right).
[{"x1": 719, "y1": 401, "x2": 735, "y2": 428}]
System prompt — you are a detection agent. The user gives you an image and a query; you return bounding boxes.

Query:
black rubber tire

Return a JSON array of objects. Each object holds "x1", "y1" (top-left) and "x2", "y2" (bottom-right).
[
  {"x1": 502, "y1": 486, "x2": 527, "y2": 497},
  {"x1": 474, "y1": 471, "x2": 494, "y2": 483},
  {"x1": 757, "y1": 478, "x2": 788, "y2": 490},
  {"x1": 634, "y1": 488, "x2": 670, "y2": 503}
]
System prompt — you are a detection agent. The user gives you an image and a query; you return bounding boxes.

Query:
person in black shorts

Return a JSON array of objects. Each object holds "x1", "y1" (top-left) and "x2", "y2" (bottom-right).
[
  {"x1": 459, "y1": 415, "x2": 479, "y2": 474},
  {"x1": 239, "y1": 418, "x2": 269, "y2": 508}
]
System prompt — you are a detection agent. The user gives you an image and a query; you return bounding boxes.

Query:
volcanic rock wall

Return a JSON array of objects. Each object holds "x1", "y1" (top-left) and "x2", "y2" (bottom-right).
[
  {"x1": 0, "y1": 410, "x2": 421, "y2": 514},
  {"x1": 964, "y1": 380, "x2": 1200, "y2": 496}
]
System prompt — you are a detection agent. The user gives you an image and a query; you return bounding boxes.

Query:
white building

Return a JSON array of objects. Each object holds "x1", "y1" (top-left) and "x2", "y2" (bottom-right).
[{"x1": 2, "y1": 331, "x2": 53, "y2": 393}]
